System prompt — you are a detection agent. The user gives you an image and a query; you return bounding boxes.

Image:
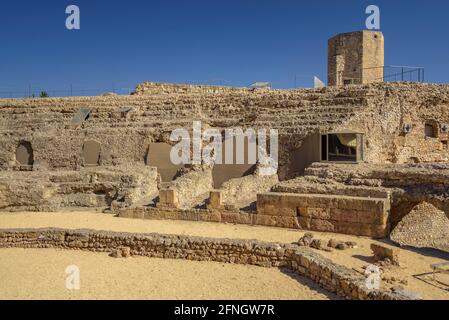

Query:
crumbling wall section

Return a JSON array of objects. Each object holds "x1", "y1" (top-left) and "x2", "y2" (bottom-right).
[{"x1": 0, "y1": 165, "x2": 158, "y2": 211}]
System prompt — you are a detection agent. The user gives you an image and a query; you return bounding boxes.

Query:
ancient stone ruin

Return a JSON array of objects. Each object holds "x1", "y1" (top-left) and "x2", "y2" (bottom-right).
[
  {"x1": 1, "y1": 30, "x2": 448, "y2": 301},
  {"x1": 1, "y1": 31, "x2": 448, "y2": 241}
]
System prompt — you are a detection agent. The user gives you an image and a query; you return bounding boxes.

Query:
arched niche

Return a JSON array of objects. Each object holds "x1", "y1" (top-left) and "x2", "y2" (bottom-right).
[
  {"x1": 16, "y1": 141, "x2": 34, "y2": 166},
  {"x1": 82, "y1": 140, "x2": 101, "y2": 166}
]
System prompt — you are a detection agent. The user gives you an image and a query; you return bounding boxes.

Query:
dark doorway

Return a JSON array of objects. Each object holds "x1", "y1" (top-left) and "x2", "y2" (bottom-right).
[{"x1": 16, "y1": 141, "x2": 34, "y2": 166}]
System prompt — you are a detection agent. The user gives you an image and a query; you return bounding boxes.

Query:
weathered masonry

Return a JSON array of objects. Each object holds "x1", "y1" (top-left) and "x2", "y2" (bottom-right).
[
  {"x1": 0, "y1": 31, "x2": 448, "y2": 240},
  {"x1": 328, "y1": 30, "x2": 384, "y2": 86}
]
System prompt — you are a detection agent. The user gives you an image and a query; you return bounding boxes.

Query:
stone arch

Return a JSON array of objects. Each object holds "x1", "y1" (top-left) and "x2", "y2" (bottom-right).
[
  {"x1": 15, "y1": 141, "x2": 34, "y2": 166},
  {"x1": 82, "y1": 140, "x2": 101, "y2": 166}
]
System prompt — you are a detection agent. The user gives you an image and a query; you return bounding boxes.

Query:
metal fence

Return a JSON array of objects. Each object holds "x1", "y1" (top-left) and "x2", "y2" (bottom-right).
[
  {"x1": 382, "y1": 65, "x2": 424, "y2": 82},
  {"x1": 0, "y1": 67, "x2": 427, "y2": 99},
  {"x1": 0, "y1": 84, "x2": 134, "y2": 99}
]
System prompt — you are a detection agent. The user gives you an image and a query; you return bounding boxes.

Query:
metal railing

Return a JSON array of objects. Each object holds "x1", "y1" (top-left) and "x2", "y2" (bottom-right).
[
  {"x1": 0, "y1": 84, "x2": 134, "y2": 99},
  {"x1": 382, "y1": 65, "x2": 425, "y2": 82},
  {"x1": 328, "y1": 65, "x2": 425, "y2": 85}
]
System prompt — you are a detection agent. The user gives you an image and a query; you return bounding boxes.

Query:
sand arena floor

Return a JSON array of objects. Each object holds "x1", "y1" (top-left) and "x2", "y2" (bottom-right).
[
  {"x1": 0, "y1": 248, "x2": 335, "y2": 300},
  {"x1": 0, "y1": 211, "x2": 448, "y2": 300}
]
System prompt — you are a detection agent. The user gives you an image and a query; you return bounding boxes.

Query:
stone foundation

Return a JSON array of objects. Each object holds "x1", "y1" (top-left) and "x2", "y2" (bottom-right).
[
  {"x1": 257, "y1": 193, "x2": 390, "y2": 238},
  {"x1": 0, "y1": 228, "x2": 417, "y2": 300},
  {"x1": 119, "y1": 191, "x2": 391, "y2": 238}
]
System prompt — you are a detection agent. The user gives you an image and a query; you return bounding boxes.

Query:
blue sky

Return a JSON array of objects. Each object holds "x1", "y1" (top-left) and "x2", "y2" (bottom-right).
[{"x1": 0, "y1": 0, "x2": 448, "y2": 96}]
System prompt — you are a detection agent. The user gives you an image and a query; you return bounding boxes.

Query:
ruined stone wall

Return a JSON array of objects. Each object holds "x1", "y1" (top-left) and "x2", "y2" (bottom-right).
[
  {"x1": 168, "y1": 166, "x2": 214, "y2": 209},
  {"x1": 0, "y1": 165, "x2": 158, "y2": 211},
  {"x1": 118, "y1": 190, "x2": 390, "y2": 238},
  {"x1": 330, "y1": 83, "x2": 449, "y2": 165},
  {"x1": 274, "y1": 163, "x2": 449, "y2": 231},
  {"x1": 257, "y1": 193, "x2": 390, "y2": 238},
  {"x1": 133, "y1": 82, "x2": 250, "y2": 95},
  {"x1": 0, "y1": 87, "x2": 367, "y2": 180},
  {"x1": 0, "y1": 83, "x2": 448, "y2": 181},
  {"x1": 0, "y1": 227, "x2": 416, "y2": 300}
]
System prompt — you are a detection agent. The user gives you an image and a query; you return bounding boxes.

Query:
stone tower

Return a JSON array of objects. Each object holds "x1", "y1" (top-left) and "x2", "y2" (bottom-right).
[{"x1": 328, "y1": 31, "x2": 384, "y2": 86}]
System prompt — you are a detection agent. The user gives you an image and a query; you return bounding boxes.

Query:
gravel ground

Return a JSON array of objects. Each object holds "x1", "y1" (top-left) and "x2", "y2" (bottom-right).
[{"x1": 391, "y1": 202, "x2": 449, "y2": 253}]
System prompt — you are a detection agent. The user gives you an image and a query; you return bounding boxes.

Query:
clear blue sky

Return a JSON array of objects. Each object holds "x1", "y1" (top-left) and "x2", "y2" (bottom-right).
[{"x1": 0, "y1": 0, "x2": 448, "y2": 96}]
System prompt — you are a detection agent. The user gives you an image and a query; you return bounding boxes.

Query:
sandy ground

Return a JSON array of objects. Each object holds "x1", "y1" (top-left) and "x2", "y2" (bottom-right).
[
  {"x1": 1, "y1": 211, "x2": 449, "y2": 300},
  {"x1": 0, "y1": 248, "x2": 335, "y2": 300}
]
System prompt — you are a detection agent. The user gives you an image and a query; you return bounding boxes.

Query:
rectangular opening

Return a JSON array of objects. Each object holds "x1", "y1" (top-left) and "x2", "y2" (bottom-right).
[
  {"x1": 328, "y1": 133, "x2": 357, "y2": 162},
  {"x1": 321, "y1": 132, "x2": 363, "y2": 163}
]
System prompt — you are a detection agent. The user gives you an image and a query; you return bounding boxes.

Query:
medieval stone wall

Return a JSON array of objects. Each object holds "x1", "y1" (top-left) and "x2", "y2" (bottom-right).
[{"x1": 328, "y1": 31, "x2": 384, "y2": 86}]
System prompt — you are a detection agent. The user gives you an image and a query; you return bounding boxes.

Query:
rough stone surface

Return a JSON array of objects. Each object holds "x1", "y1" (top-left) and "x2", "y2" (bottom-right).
[
  {"x1": 371, "y1": 243, "x2": 401, "y2": 265},
  {"x1": 390, "y1": 202, "x2": 449, "y2": 253}
]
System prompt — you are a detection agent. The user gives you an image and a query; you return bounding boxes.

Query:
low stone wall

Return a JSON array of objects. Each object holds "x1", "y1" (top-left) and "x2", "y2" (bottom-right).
[
  {"x1": 118, "y1": 191, "x2": 390, "y2": 238},
  {"x1": 0, "y1": 228, "x2": 416, "y2": 300},
  {"x1": 257, "y1": 193, "x2": 390, "y2": 238},
  {"x1": 118, "y1": 207, "x2": 302, "y2": 230}
]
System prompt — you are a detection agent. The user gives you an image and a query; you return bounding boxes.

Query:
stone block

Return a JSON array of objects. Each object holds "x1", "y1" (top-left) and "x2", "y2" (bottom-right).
[
  {"x1": 277, "y1": 207, "x2": 297, "y2": 217},
  {"x1": 336, "y1": 221, "x2": 372, "y2": 237},
  {"x1": 164, "y1": 210, "x2": 181, "y2": 220},
  {"x1": 198, "y1": 211, "x2": 222, "y2": 223},
  {"x1": 276, "y1": 216, "x2": 300, "y2": 229},
  {"x1": 310, "y1": 219, "x2": 336, "y2": 233},
  {"x1": 221, "y1": 212, "x2": 249, "y2": 224},
  {"x1": 253, "y1": 214, "x2": 277, "y2": 227},
  {"x1": 208, "y1": 190, "x2": 224, "y2": 210},
  {"x1": 308, "y1": 207, "x2": 331, "y2": 220},
  {"x1": 371, "y1": 243, "x2": 400, "y2": 265},
  {"x1": 157, "y1": 189, "x2": 179, "y2": 208},
  {"x1": 143, "y1": 209, "x2": 165, "y2": 220}
]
